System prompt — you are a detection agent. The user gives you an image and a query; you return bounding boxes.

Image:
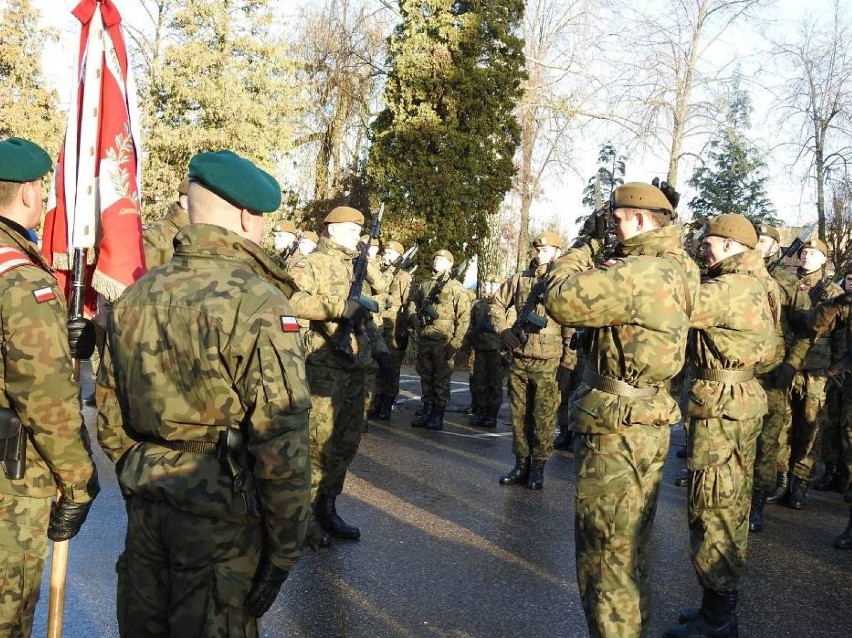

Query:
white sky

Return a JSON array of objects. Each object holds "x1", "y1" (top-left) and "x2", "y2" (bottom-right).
[{"x1": 17, "y1": 0, "x2": 844, "y2": 233}]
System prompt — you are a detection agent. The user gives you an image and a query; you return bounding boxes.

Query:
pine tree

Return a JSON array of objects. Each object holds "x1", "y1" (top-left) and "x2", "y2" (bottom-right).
[
  {"x1": 687, "y1": 76, "x2": 779, "y2": 226},
  {"x1": 366, "y1": 0, "x2": 526, "y2": 272},
  {"x1": 581, "y1": 142, "x2": 626, "y2": 210}
]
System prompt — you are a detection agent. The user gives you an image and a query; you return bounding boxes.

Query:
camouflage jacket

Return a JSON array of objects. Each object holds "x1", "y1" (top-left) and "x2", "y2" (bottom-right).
[
  {"x1": 97, "y1": 224, "x2": 311, "y2": 571},
  {"x1": 288, "y1": 237, "x2": 389, "y2": 370},
  {"x1": 544, "y1": 225, "x2": 700, "y2": 433},
  {"x1": 142, "y1": 202, "x2": 189, "y2": 270},
  {"x1": 466, "y1": 297, "x2": 501, "y2": 352},
  {"x1": 688, "y1": 249, "x2": 776, "y2": 420},
  {"x1": 787, "y1": 268, "x2": 845, "y2": 370},
  {"x1": 491, "y1": 263, "x2": 575, "y2": 364},
  {"x1": 809, "y1": 299, "x2": 852, "y2": 354},
  {"x1": 0, "y1": 218, "x2": 98, "y2": 502},
  {"x1": 408, "y1": 274, "x2": 471, "y2": 347},
  {"x1": 376, "y1": 266, "x2": 412, "y2": 349}
]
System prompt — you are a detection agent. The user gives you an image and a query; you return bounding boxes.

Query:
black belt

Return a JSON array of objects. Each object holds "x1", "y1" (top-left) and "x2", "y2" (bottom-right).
[
  {"x1": 583, "y1": 368, "x2": 660, "y2": 398},
  {"x1": 694, "y1": 368, "x2": 755, "y2": 383}
]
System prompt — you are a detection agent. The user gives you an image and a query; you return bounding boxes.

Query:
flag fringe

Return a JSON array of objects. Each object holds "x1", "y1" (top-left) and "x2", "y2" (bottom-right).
[{"x1": 91, "y1": 270, "x2": 126, "y2": 303}]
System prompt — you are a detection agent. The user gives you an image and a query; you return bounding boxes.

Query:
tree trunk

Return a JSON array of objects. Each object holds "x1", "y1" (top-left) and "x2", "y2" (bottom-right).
[{"x1": 516, "y1": 107, "x2": 536, "y2": 272}]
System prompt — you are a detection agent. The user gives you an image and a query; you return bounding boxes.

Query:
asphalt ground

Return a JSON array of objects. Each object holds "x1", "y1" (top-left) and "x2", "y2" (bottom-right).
[{"x1": 32, "y1": 365, "x2": 851, "y2": 637}]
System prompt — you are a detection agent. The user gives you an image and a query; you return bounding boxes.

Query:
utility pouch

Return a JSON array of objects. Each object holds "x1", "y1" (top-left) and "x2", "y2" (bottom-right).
[
  {"x1": 525, "y1": 312, "x2": 547, "y2": 331},
  {"x1": 0, "y1": 408, "x2": 25, "y2": 481},
  {"x1": 217, "y1": 427, "x2": 261, "y2": 517}
]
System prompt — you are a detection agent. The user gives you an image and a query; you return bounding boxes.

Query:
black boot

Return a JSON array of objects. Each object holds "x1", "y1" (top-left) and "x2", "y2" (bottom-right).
[
  {"x1": 415, "y1": 400, "x2": 432, "y2": 417},
  {"x1": 425, "y1": 406, "x2": 445, "y2": 430},
  {"x1": 367, "y1": 395, "x2": 381, "y2": 419},
  {"x1": 480, "y1": 408, "x2": 498, "y2": 429},
  {"x1": 315, "y1": 495, "x2": 361, "y2": 540},
  {"x1": 665, "y1": 589, "x2": 738, "y2": 638},
  {"x1": 469, "y1": 412, "x2": 486, "y2": 427},
  {"x1": 834, "y1": 505, "x2": 852, "y2": 549},
  {"x1": 765, "y1": 471, "x2": 789, "y2": 504},
  {"x1": 526, "y1": 460, "x2": 546, "y2": 490},
  {"x1": 412, "y1": 400, "x2": 433, "y2": 427},
  {"x1": 553, "y1": 429, "x2": 573, "y2": 451},
  {"x1": 376, "y1": 394, "x2": 393, "y2": 421},
  {"x1": 748, "y1": 489, "x2": 766, "y2": 533},
  {"x1": 814, "y1": 463, "x2": 840, "y2": 491},
  {"x1": 305, "y1": 508, "x2": 332, "y2": 550},
  {"x1": 788, "y1": 476, "x2": 810, "y2": 510},
  {"x1": 499, "y1": 457, "x2": 530, "y2": 486}
]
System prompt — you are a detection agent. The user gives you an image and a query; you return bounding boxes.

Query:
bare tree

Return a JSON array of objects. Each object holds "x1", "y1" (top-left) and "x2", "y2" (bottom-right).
[{"x1": 826, "y1": 178, "x2": 852, "y2": 275}]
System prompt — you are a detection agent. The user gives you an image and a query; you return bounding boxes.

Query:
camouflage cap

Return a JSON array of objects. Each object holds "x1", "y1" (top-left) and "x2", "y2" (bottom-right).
[
  {"x1": 301, "y1": 230, "x2": 319, "y2": 242},
  {"x1": 188, "y1": 150, "x2": 281, "y2": 212},
  {"x1": 385, "y1": 240, "x2": 404, "y2": 254},
  {"x1": 178, "y1": 178, "x2": 190, "y2": 196},
  {"x1": 610, "y1": 182, "x2": 674, "y2": 216},
  {"x1": 799, "y1": 238, "x2": 828, "y2": 257},
  {"x1": 434, "y1": 249, "x2": 454, "y2": 263},
  {"x1": 532, "y1": 231, "x2": 563, "y2": 249},
  {"x1": 272, "y1": 220, "x2": 297, "y2": 234},
  {"x1": 704, "y1": 213, "x2": 758, "y2": 249},
  {"x1": 0, "y1": 137, "x2": 52, "y2": 183},
  {"x1": 755, "y1": 223, "x2": 779, "y2": 243},
  {"x1": 324, "y1": 206, "x2": 364, "y2": 225}
]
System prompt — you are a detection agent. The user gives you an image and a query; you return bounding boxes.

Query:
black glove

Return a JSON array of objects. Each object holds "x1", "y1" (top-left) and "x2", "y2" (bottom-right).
[
  {"x1": 446, "y1": 345, "x2": 458, "y2": 361},
  {"x1": 343, "y1": 299, "x2": 369, "y2": 323},
  {"x1": 376, "y1": 352, "x2": 395, "y2": 374},
  {"x1": 245, "y1": 559, "x2": 289, "y2": 618},
  {"x1": 67, "y1": 317, "x2": 97, "y2": 360},
  {"x1": 829, "y1": 292, "x2": 852, "y2": 306},
  {"x1": 580, "y1": 208, "x2": 609, "y2": 241},
  {"x1": 651, "y1": 177, "x2": 680, "y2": 209},
  {"x1": 48, "y1": 497, "x2": 94, "y2": 542},
  {"x1": 774, "y1": 362, "x2": 797, "y2": 391},
  {"x1": 500, "y1": 328, "x2": 521, "y2": 351}
]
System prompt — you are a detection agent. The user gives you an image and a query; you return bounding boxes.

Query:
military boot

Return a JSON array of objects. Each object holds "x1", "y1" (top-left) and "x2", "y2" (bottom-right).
[
  {"x1": 748, "y1": 489, "x2": 767, "y2": 533},
  {"x1": 499, "y1": 457, "x2": 530, "y2": 486},
  {"x1": 412, "y1": 401, "x2": 433, "y2": 427},
  {"x1": 415, "y1": 400, "x2": 432, "y2": 417},
  {"x1": 526, "y1": 460, "x2": 546, "y2": 490},
  {"x1": 834, "y1": 506, "x2": 852, "y2": 549},
  {"x1": 665, "y1": 589, "x2": 738, "y2": 638},
  {"x1": 480, "y1": 408, "x2": 498, "y2": 429},
  {"x1": 788, "y1": 476, "x2": 810, "y2": 510},
  {"x1": 765, "y1": 471, "x2": 789, "y2": 505},
  {"x1": 553, "y1": 429, "x2": 573, "y2": 451},
  {"x1": 305, "y1": 508, "x2": 332, "y2": 550},
  {"x1": 814, "y1": 463, "x2": 841, "y2": 491},
  {"x1": 425, "y1": 406, "x2": 445, "y2": 430},
  {"x1": 367, "y1": 395, "x2": 381, "y2": 419},
  {"x1": 315, "y1": 495, "x2": 361, "y2": 540},
  {"x1": 469, "y1": 411, "x2": 486, "y2": 427},
  {"x1": 376, "y1": 394, "x2": 393, "y2": 421}
]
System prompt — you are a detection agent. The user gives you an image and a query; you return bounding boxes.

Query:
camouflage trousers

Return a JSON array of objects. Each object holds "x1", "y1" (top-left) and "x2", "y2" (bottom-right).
[
  {"x1": 687, "y1": 415, "x2": 761, "y2": 593},
  {"x1": 374, "y1": 346, "x2": 405, "y2": 398},
  {"x1": 415, "y1": 337, "x2": 454, "y2": 408},
  {"x1": 788, "y1": 371, "x2": 830, "y2": 480},
  {"x1": 0, "y1": 493, "x2": 50, "y2": 638},
  {"x1": 307, "y1": 363, "x2": 365, "y2": 501},
  {"x1": 557, "y1": 365, "x2": 581, "y2": 430},
  {"x1": 469, "y1": 348, "x2": 506, "y2": 413},
  {"x1": 117, "y1": 497, "x2": 262, "y2": 638},
  {"x1": 574, "y1": 424, "x2": 670, "y2": 638},
  {"x1": 753, "y1": 371, "x2": 793, "y2": 491},
  {"x1": 363, "y1": 359, "x2": 378, "y2": 417},
  {"x1": 821, "y1": 383, "x2": 843, "y2": 466},
  {"x1": 508, "y1": 357, "x2": 560, "y2": 460}
]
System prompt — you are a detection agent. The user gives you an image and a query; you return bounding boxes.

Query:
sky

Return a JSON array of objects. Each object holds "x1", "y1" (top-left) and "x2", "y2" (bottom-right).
[{"x1": 18, "y1": 0, "x2": 845, "y2": 234}]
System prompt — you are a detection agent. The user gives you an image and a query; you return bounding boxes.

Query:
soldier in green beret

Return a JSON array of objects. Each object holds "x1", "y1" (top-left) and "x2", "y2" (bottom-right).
[
  {"x1": 97, "y1": 149, "x2": 311, "y2": 634},
  {"x1": 0, "y1": 137, "x2": 100, "y2": 636}
]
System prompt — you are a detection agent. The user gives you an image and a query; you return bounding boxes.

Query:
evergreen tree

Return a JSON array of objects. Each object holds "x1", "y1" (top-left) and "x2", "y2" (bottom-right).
[
  {"x1": 0, "y1": 0, "x2": 64, "y2": 156},
  {"x1": 687, "y1": 77, "x2": 779, "y2": 226},
  {"x1": 581, "y1": 142, "x2": 626, "y2": 210},
  {"x1": 366, "y1": 0, "x2": 526, "y2": 273}
]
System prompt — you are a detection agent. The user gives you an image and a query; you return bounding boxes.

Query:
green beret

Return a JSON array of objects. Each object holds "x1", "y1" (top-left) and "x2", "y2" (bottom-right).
[
  {"x1": 704, "y1": 213, "x2": 758, "y2": 249},
  {"x1": 532, "y1": 231, "x2": 563, "y2": 249},
  {"x1": 755, "y1": 223, "x2": 780, "y2": 243},
  {"x1": 324, "y1": 206, "x2": 365, "y2": 225},
  {"x1": 0, "y1": 137, "x2": 52, "y2": 183},
  {"x1": 611, "y1": 182, "x2": 673, "y2": 216},
  {"x1": 188, "y1": 150, "x2": 281, "y2": 213}
]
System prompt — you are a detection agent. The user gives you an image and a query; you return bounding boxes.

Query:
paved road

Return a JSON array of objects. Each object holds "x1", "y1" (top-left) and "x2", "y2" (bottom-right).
[{"x1": 33, "y1": 367, "x2": 851, "y2": 637}]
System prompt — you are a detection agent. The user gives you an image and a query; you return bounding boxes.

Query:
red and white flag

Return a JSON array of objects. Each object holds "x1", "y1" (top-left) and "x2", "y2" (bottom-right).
[{"x1": 41, "y1": 0, "x2": 146, "y2": 317}]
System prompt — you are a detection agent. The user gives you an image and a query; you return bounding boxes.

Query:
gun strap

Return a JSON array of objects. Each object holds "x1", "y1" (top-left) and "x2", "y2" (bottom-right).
[
  {"x1": 694, "y1": 368, "x2": 755, "y2": 383},
  {"x1": 154, "y1": 439, "x2": 218, "y2": 455}
]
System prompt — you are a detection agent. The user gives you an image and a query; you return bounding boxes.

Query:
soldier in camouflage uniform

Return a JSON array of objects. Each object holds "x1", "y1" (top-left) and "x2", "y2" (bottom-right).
[
  {"x1": 142, "y1": 178, "x2": 190, "y2": 270},
  {"x1": 362, "y1": 237, "x2": 388, "y2": 423},
  {"x1": 297, "y1": 230, "x2": 319, "y2": 257},
  {"x1": 0, "y1": 137, "x2": 99, "y2": 638},
  {"x1": 408, "y1": 250, "x2": 471, "y2": 430},
  {"x1": 464, "y1": 274, "x2": 505, "y2": 428},
  {"x1": 545, "y1": 182, "x2": 699, "y2": 638},
  {"x1": 271, "y1": 219, "x2": 298, "y2": 269},
  {"x1": 492, "y1": 232, "x2": 574, "y2": 490},
  {"x1": 663, "y1": 215, "x2": 776, "y2": 638},
  {"x1": 97, "y1": 151, "x2": 311, "y2": 636},
  {"x1": 289, "y1": 207, "x2": 393, "y2": 544},
  {"x1": 554, "y1": 330, "x2": 583, "y2": 451}
]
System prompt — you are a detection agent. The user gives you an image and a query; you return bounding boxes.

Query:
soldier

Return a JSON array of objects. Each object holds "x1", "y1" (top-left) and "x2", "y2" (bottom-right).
[
  {"x1": 663, "y1": 215, "x2": 776, "y2": 638},
  {"x1": 780, "y1": 238, "x2": 844, "y2": 509},
  {"x1": 0, "y1": 137, "x2": 100, "y2": 637},
  {"x1": 142, "y1": 178, "x2": 190, "y2": 269},
  {"x1": 288, "y1": 206, "x2": 393, "y2": 544},
  {"x1": 297, "y1": 230, "x2": 319, "y2": 257},
  {"x1": 369, "y1": 240, "x2": 413, "y2": 421},
  {"x1": 465, "y1": 274, "x2": 505, "y2": 428},
  {"x1": 408, "y1": 250, "x2": 471, "y2": 430},
  {"x1": 271, "y1": 219, "x2": 298, "y2": 267},
  {"x1": 492, "y1": 232, "x2": 574, "y2": 489},
  {"x1": 544, "y1": 181, "x2": 698, "y2": 638},
  {"x1": 97, "y1": 150, "x2": 311, "y2": 634},
  {"x1": 554, "y1": 331, "x2": 583, "y2": 451}
]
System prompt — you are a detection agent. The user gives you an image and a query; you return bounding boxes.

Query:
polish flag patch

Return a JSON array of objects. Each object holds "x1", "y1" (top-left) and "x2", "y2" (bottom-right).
[
  {"x1": 33, "y1": 287, "x2": 56, "y2": 303},
  {"x1": 280, "y1": 316, "x2": 300, "y2": 332}
]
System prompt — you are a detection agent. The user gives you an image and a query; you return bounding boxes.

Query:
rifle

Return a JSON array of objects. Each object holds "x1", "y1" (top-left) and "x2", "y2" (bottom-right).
[
  {"x1": 282, "y1": 240, "x2": 299, "y2": 262},
  {"x1": 767, "y1": 222, "x2": 816, "y2": 274},
  {"x1": 507, "y1": 264, "x2": 552, "y2": 349},
  {"x1": 417, "y1": 259, "x2": 468, "y2": 326},
  {"x1": 385, "y1": 245, "x2": 418, "y2": 278},
  {"x1": 334, "y1": 204, "x2": 383, "y2": 360}
]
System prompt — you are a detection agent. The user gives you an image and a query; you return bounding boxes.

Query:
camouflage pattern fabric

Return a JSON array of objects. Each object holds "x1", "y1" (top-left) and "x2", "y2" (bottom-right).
[
  {"x1": 557, "y1": 364, "x2": 581, "y2": 431},
  {"x1": 507, "y1": 357, "x2": 560, "y2": 460},
  {"x1": 142, "y1": 202, "x2": 189, "y2": 270},
  {"x1": 470, "y1": 350, "x2": 506, "y2": 414},
  {"x1": 97, "y1": 224, "x2": 312, "y2": 597},
  {"x1": 821, "y1": 384, "x2": 843, "y2": 466},
  {"x1": 844, "y1": 382, "x2": 852, "y2": 501},
  {"x1": 687, "y1": 248, "x2": 776, "y2": 593},
  {"x1": 544, "y1": 225, "x2": 700, "y2": 638},
  {"x1": 374, "y1": 266, "x2": 412, "y2": 397},
  {"x1": 415, "y1": 338, "x2": 457, "y2": 408}
]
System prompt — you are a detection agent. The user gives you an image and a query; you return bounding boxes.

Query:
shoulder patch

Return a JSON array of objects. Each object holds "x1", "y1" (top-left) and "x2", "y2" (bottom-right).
[
  {"x1": 280, "y1": 315, "x2": 300, "y2": 332},
  {"x1": 0, "y1": 246, "x2": 33, "y2": 276},
  {"x1": 603, "y1": 258, "x2": 618, "y2": 267},
  {"x1": 33, "y1": 286, "x2": 56, "y2": 303}
]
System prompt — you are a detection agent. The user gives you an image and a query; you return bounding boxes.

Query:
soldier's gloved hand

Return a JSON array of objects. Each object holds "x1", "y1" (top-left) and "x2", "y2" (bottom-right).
[
  {"x1": 500, "y1": 329, "x2": 521, "y2": 351},
  {"x1": 829, "y1": 292, "x2": 852, "y2": 306},
  {"x1": 376, "y1": 352, "x2": 395, "y2": 375},
  {"x1": 48, "y1": 497, "x2": 94, "y2": 542},
  {"x1": 67, "y1": 317, "x2": 97, "y2": 360},
  {"x1": 652, "y1": 177, "x2": 680, "y2": 209},
  {"x1": 446, "y1": 345, "x2": 458, "y2": 361},
  {"x1": 774, "y1": 362, "x2": 797, "y2": 391},
  {"x1": 342, "y1": 299, "x2": 369, "y2": 324},
  {"x1": 245, "y1": 558, "x2": 288, "y2": 618}
]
